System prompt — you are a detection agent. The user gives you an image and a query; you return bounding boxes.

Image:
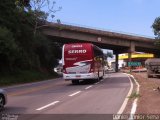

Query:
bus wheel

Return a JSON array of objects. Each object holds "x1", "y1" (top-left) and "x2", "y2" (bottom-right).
[
  {"x1": 148, "y1": 74, "x2": 152, "y2": 78},
  {"x1": 96, "y1": 76, "x2": 100, "y2": 82},
  {"x1": 97, "y1": 72, "x2": 100, "y2": 81},
  {"x1": 72, "y1": 80, "x2": 79, "y2": 85}
]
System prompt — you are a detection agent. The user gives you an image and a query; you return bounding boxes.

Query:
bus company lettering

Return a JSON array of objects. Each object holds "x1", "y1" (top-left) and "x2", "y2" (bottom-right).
[
  {"x1": 68, "y1": 50, "x2": 87, "y2": 54},
  {"x1": 71, "y1": 45, "x2": 82, "y2": 48}
]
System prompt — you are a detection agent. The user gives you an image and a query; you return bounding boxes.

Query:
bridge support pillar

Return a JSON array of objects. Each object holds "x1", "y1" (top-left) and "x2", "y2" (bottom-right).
[
  {"x1": 128, "y1": 41, "x2": 135, "y2": 72},
  {"x1": 128, "y1": 52, "x2": 132, "y2": 72},
  {"x1": 154, "y1": 53, "x2": 160, "y2": 58},
  {"x1": 115, "y1": 53, "x2": 119, "y2": 72}
]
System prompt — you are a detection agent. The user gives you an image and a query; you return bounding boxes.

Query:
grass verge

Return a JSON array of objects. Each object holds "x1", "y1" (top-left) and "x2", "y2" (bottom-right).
[
  {"x1": 0, "y1": 70, "x2": 59, "y2": 87},
  {"x1": 128, "y1": 91, "x2": 141, "y2": 99}
]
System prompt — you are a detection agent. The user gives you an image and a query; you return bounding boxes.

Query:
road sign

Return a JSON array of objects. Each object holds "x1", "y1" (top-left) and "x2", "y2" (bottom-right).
[{"x1": 128, "y1": 62, "x2": 141, "y2": 67}]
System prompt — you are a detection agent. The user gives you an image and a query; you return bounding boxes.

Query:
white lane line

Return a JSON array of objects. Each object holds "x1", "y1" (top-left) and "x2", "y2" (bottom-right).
[
  {"x1": 117, "y1": 74, "x2": 133, "y2": 114},
  {"x1": 69, "y1": 91, "x2": 81, "y2": 97},
  {"x1": 36, "y1": 101, "x2": 60, "y2": 111},
  {"x1": 85, "y1": 85, "x2": 93, "y2": 90},
  {"x1": 129, "y1": 75, "x2": 140, "y2": 120}
]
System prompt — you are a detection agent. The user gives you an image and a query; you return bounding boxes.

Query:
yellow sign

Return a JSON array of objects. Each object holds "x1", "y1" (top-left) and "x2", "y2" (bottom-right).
[{"x1": 119, "y1": 53, "x2": 154, "y2": 60}]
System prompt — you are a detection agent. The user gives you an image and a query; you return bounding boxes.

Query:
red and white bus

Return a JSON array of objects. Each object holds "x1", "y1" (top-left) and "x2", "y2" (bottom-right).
[{"x1": 62, "y1": 43, "x2": 105, "y2": 84}]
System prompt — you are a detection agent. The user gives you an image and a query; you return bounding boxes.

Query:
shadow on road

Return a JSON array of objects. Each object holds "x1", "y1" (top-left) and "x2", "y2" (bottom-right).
[
  {"x1": 67, "y1": 79, "x2": 101, "y2": 86},
  {"x1": 1, "y1": 106, "x2": 27, "y2": 114}
]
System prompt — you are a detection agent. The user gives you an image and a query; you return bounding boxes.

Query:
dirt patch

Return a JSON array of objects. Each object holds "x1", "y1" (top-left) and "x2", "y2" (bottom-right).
[{"x1": 132, "y1": 72, "x2": 160, "y2": 114}]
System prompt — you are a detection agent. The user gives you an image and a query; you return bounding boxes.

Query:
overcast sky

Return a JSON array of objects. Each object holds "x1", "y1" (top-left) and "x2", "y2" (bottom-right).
[{"x1": 52, "y1": 0, "x2": 160, "y2": 38}]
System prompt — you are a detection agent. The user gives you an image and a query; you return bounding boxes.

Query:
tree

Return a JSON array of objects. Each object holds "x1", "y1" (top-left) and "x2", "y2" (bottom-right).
[
  {"x1": 0, "y1": 0, "x2": 62, "y2": 73},
  {"x1": 0, "y1": 27, "x2": 18, "y2": 72},
  {"x1": 103, "y1": 51, "x2": 113, "y2": 67},
  {"x1": 15, "y1": 0, "x2": 62, "y2": 35},
  {"x1": 29, "y1": 0, "x2": 62, "y2": 35},
  {"x1": 104, "y1": 51, "x2": 113, "y2": 60},
  {"x1": 152, "y1": 17, "x2": 160, "y2": 46},
  {"x1": 15, "y1": 0, "x2": 31, "y2": 8}
]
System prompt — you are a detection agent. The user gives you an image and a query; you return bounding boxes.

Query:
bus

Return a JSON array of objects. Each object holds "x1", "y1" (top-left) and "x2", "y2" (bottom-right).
[{"x1": 62, "y1": 43, "x2": 105, "y2": 84}]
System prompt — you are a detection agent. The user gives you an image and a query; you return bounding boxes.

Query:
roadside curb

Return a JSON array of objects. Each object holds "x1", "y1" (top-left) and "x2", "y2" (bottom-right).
[
  {"x1": 117, "y1": 73, "x2": 140, "y2": 120},
  {"x1": 128, "y1": 74, "x2": 140, "y2": 120}
]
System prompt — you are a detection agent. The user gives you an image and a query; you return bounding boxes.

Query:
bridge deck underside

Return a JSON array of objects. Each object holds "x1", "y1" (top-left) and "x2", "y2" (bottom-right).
[
  {"x1": 47, "y1": 36, "x2": 129, "y2": 53},
  {"x1": 47, "y1": 36, "x2": 159, "y2": 55}
]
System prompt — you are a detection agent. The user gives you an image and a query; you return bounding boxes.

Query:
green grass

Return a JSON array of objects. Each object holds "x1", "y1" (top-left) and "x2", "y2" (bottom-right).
[
  {"x1": 0, "y1": 70, "x2": 59, "y2": 87},
  {"x1": 128, "y1": 91, "x2": 141, "y2": 99}
]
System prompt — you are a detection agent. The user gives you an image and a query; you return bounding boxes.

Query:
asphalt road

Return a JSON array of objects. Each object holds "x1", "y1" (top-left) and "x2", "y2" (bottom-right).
[{"x1": 0, "y1": 73, "x2": 131, "y2": 120}]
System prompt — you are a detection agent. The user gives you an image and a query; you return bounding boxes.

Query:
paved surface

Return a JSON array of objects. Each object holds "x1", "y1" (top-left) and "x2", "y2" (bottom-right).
[{"x1": 0, "y1": 73, "x2": 131, "y2": 120}]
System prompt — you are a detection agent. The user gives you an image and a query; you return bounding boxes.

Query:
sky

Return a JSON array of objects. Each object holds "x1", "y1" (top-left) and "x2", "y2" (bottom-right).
[{"x1": 53, "y1": 0, "x2": 160, "y2": 38}]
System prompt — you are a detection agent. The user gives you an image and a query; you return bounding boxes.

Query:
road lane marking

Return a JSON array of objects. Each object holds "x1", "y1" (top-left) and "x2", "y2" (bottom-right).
[
  {"x1": 36, "y1": 101, "x2": 60, "y2": 111},
  {"x1": 69, "y1": 91, "x2": 81, "y2": 97},
  {"x1": 117, "y1": 74, "x2": 133, "y2": 114},
  {"x1": 85, "y1": 85, "x2": 93, "y2": 90},
  {"x1": 129, "y1": 75, "x2": 140, "y2": 120}
]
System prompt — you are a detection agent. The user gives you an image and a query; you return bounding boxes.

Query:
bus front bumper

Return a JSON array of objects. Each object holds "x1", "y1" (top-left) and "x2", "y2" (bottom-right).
[{"x1": 63, "y1": 73, "x2": 98, "y2": 80}]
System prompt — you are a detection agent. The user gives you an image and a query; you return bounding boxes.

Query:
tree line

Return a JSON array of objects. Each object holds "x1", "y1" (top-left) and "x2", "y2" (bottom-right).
[
  {"x1": 152, "y1": 17, "x2": 160, "y2": 47},
  {"x1": 0, "y1": 0, "x2": 62, "y2": 74}
]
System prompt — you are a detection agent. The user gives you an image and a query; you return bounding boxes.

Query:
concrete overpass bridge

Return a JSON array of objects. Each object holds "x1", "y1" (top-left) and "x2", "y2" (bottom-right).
[{"x1": 41, "y1": 22, "x2": 159, "y2": 71}]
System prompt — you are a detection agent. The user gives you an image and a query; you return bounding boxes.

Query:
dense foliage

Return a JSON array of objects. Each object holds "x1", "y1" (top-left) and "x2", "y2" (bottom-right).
[
  {"x1": 0, "y1": 0, "x2": 62, "y2": 74},
  {"x1": 152, "y1": 17, "x2": 160, "y2": 46}
]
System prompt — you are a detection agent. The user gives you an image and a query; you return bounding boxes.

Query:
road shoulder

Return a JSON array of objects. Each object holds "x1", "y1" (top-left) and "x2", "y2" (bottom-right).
[
  {"x1": 122, "y1": 73, "x2": 140, "y2": 115},
  {"x1": 132, "y1": 72, "x2": 160, "y2": 114}
]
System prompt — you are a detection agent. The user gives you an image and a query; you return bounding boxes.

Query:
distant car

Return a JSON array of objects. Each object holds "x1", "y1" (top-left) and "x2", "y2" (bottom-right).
[
  {"x1": 107, "y1": 68, "x2": 114, "y2": 72},
  {"x1": 105, "y1": 67, "x2": 114, "y2": 73},
  {"x1": 54, "y1": 67, "x2": 62, "y2": 73},
  {"x1": 0, "y1": 89, "x2": 7, "y2": 110},
  {"x1": 54, "y1": 66, "x2": 63, "y2": 75},
  {"x1": 108, "y1": 68, "x2": 114, "y2": 71}
]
